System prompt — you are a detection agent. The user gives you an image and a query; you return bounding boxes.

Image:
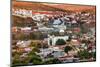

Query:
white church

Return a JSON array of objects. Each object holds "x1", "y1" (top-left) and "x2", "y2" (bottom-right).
[{"x1": 48, "y1": 29, "x2": 69, "y2": 46}]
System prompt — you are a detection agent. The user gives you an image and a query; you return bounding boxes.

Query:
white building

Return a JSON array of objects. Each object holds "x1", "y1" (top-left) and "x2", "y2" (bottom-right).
[
  {"x1": 32, "y1": 14, "x2": 47, "y2": 22},
  {"x1": 16, "y1": 40, "x2": 31, "y2": 48},
  {"x1": 53, "y1": 25, "x2": 66, "y2": 30},
  {"x1": 20, "y1": 27, "x2": 31, "y2": 31},
  {"x1": 38, "y1": 26, "x2": 54, "y2": 32},
  {"x1": 12, "y1": 8, "x2": 32, "y2": 17}
]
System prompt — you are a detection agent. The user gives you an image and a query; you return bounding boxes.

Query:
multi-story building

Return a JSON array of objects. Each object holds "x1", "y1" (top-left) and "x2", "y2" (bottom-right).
[{"x1": 12, "y1": 8, "x2": 32, "y2": 17}]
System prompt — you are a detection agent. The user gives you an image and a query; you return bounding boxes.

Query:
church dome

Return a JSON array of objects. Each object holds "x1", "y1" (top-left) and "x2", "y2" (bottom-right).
[{"x1": 59, "y1": 29, "x2": 64, "y2": 33}]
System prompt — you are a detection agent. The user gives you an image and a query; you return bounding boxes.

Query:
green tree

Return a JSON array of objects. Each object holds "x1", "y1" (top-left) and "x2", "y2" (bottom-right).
[
  {"x1": 28, "y1": 51, "x2": 42, "y2": 65},
  {"x1": 64, "y1": 46, "x2": 73, "y2": 54},
  {"x1": 93, "y1": 52, "x2": 96, "y2": 59},
  {"x1": 56, "y1": 39, "x2": 66, "y2": 45},
  {"x1": 27, "y1": 45, "x2": 42, "y2": 65},
  {"x1": 78, "y1": 50, "x2": 92, "y2": 59}
]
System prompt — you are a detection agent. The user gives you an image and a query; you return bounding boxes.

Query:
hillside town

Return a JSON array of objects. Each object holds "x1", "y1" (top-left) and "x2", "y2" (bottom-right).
[{"x1": 11, "y1": 1, "x2": 96, "y2": 66}]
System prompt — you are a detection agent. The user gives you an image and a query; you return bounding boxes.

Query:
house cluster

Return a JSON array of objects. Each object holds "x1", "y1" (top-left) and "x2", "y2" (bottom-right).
[
  {"x1": 12, "y1": 8, "x2": 33, "y2": 17},
  {"x1": 12, "y1": 40, "x2": 33, "y2": 56},
  {"x1": 12, "y1": 8, "x2": 96, "y2": 63}
]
